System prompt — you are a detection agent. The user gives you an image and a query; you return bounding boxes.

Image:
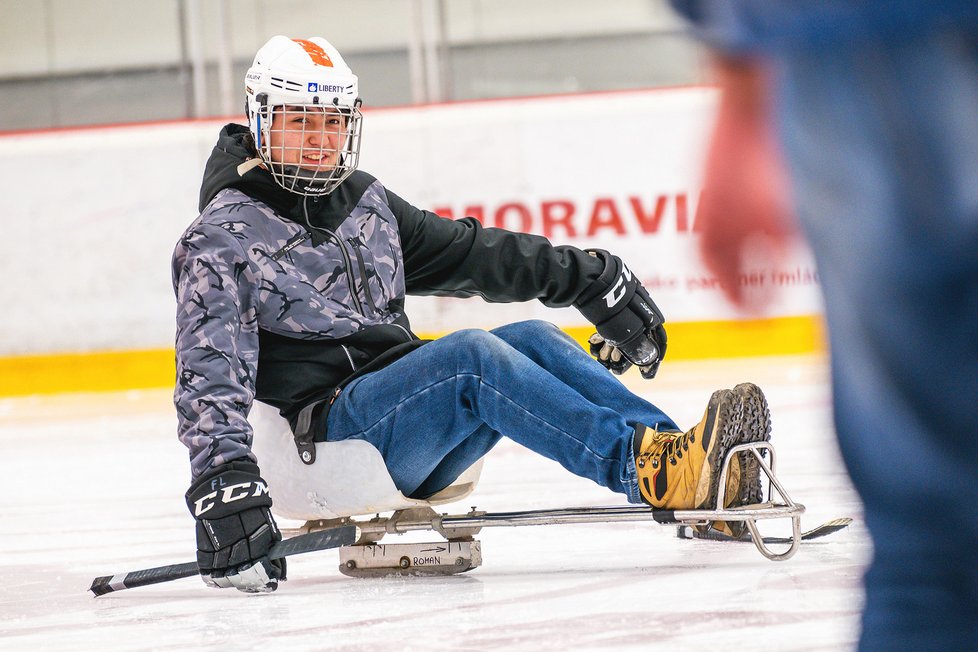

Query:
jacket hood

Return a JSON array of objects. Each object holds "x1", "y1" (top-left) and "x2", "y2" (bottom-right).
[{"x1": 198, "y1": 123, "x2": 295, "y2": 214}]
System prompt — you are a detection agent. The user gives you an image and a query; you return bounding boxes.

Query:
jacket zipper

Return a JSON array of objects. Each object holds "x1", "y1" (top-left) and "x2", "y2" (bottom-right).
[
  {"x1": 301, "y1": 197, "x2": 366, "y2": 316},
  {"x1": 347, "y1": 237, "x2": 376, "y2": 308},
  {"x1": 270, "y1": 232, "x2": 311, "y2": 261}
]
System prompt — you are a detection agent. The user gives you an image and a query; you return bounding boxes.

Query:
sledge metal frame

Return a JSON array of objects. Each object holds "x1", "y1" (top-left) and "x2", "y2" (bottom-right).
[
  {"x1": 87, "y1": 443, "x2": 815, "y2": 595},
  {"x1": 294, "y1": 441, "x2": 806, "y2": 563}
]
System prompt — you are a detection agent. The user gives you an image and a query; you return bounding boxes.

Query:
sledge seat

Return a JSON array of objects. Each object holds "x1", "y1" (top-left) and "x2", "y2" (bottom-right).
[{"x1": 249, "y1": 400, "x2": 483, "y2": 521}]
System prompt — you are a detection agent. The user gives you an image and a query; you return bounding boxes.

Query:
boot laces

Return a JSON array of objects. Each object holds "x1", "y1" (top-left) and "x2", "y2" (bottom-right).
[{"x1": 637, "y1": 428, "x2": 688, "y2": 468}]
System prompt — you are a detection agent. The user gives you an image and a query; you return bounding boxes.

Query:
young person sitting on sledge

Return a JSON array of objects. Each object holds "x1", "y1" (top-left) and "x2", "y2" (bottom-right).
[{"x1": 173, "y1": 35, "x2": 772, "y2": 593}]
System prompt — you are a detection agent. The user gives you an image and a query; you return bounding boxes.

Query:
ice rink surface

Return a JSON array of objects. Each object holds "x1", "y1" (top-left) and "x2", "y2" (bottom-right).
[{"x1": 1, "y1": 354, "x2": 868, "y2": 651}]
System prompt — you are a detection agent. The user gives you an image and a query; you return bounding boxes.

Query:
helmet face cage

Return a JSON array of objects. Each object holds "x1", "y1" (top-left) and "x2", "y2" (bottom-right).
[{"x1": 255, "y1": 98, "x2": 363, "y2": 197}]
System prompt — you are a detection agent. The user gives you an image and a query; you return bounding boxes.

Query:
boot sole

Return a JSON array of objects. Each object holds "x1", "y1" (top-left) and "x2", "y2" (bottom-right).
[
  {"x1": 733, "y1": 382, "x2": 772, "y2": 507},
  {"x1": 700, "y1": 383, "x2": 772, "y2": 539},
  {"x1": 694, "y1": 389, "x2": 741, "y2": 510}
]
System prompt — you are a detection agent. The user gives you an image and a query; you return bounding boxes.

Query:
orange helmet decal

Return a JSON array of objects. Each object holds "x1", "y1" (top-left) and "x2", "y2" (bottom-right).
[{"x1": 292, "y1": 39, "x2": 334, "y2": 67}]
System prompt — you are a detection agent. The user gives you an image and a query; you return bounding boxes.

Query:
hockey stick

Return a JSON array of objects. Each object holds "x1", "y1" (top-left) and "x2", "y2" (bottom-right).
[
  {"x1": 675, "y1": 517, "x2": 852, "y2": 544},
  {"x1": 89, "y1": 524, "x2": 358, "y2": 597}
]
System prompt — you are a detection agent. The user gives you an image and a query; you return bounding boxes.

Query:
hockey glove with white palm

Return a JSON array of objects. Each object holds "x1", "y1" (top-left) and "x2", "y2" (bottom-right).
[
  {"x1": 588, "y1": 332, "x2": 631, "y2": 375},
  {"x1": 575, "y1": 249, "x2": 667, "y2": 379},
  {"x1": 186, "y1": 461, "x2": 287, "y2": 593}
]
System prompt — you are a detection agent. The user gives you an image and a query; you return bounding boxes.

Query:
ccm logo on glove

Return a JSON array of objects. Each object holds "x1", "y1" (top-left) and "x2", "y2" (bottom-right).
[
  {"x1": 192, "y1": 480, "x2": 270, "y2": 517},
  {"x1": 603, "y1": 265, "x2": 632, "y2": 308}
]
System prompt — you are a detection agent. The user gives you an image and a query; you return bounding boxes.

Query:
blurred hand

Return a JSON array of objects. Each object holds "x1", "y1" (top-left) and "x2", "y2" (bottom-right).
[{"x1": 697, "y1": 54, "x2": 797, "y2": 309}]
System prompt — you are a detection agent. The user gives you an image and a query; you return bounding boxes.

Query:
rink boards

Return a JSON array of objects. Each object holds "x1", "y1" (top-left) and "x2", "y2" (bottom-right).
[{"x1": 0, "y1": 88, "x2": 824, "y2": 395}]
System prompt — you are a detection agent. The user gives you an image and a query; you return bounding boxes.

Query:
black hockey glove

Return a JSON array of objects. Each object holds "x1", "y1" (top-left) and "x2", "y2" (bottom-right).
[
  {"x1": 575, "y1": 249, "x2": 667, "y2": 379},
  {"x1": 185, "y1": 460, "x2": 286, "y2": 593}
]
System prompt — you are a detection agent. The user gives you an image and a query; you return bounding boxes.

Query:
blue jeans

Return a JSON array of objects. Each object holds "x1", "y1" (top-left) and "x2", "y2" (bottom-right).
[
  {"x1": 325, "y1": 320, "x2": 678, "y2": 503},
  {"x1": 776, "y1": 28, "x2": 978, "y2": 651}
]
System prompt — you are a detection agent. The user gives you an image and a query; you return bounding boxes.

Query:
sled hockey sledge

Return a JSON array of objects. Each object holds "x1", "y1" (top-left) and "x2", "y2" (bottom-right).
[
  {"x1": 281, "y1": 440, "x2": 808, "y2": 579},
  {"x1": 89, "y1": 402, "x2": 850, "y2": 595},
  {"x1": 247, "y1": 401, "x2": 820, "y2": 571}
]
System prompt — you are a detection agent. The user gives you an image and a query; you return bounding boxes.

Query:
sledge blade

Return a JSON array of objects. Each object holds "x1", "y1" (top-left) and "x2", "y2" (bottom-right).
[
  {"x1": 676, "y1": 517, "x2": 852, "y2": 544},
  {"x1": 338, "y1": 540, "x2": 482, "y2": 577}
]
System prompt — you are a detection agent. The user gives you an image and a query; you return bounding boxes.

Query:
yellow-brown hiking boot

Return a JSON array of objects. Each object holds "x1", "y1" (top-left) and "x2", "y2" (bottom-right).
[
  {"x1": 698, "y1": 382, "x2": 773, "y2": 539},
  {"x1": 634, "y1": 389, "x2": 740, "y2": 510}
]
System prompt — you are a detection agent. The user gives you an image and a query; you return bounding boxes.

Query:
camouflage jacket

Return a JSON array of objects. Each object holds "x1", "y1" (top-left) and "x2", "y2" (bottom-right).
[{"x1": 173, "y1": 124, "x2": 603, "y2": 479}]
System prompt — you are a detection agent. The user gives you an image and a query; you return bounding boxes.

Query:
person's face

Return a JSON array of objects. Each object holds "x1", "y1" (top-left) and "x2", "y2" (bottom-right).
[{"x1": 267, "y1": 106, "x2": 348, "y2": 171}]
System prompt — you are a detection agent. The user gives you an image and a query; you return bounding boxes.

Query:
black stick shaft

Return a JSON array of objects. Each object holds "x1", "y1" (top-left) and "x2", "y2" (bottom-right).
[{"x1": 90, "y1": 524, "x2": 358, "y2": 597}]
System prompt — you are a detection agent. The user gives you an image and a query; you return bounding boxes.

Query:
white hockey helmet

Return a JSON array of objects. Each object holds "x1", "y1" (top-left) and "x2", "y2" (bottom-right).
[{"x1": 245, "y1": 36, "x2": 363, "y2": 196}]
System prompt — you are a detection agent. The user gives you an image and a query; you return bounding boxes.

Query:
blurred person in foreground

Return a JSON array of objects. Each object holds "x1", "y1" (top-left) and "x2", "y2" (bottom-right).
[
  {"x1": 172, "y1": 36, "x2": 773, "y2": 594},
  {"x1": 670, "y1": 1, "x2": 978, "y2": 649}
]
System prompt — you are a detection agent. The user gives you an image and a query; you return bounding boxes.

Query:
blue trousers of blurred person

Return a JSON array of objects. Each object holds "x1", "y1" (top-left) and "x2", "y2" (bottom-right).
[{"x1": 776, "y1": 28, "x2": 978, "y2": 650}]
